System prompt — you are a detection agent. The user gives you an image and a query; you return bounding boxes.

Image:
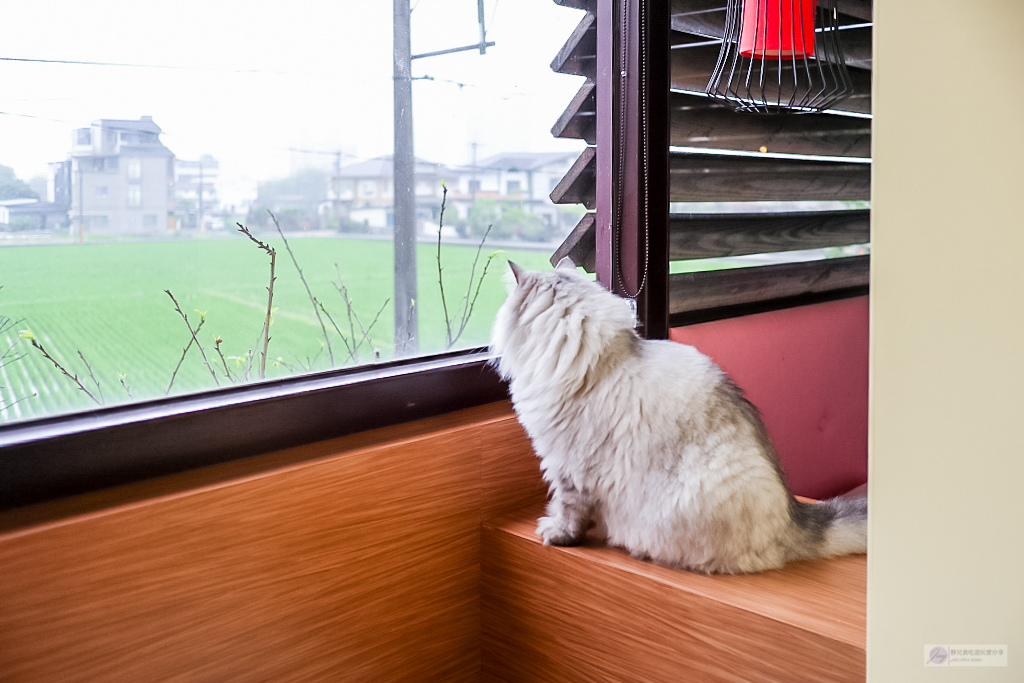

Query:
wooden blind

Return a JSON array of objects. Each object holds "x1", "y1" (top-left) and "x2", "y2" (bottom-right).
[{"x1": 549, "y1": 0, "x2": 872, "y2": 327}]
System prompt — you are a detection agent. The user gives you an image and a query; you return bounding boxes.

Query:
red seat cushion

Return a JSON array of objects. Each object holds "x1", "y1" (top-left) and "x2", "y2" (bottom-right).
[{"x1": 669, "y1": 297, "x2": 868, "y2": 499}]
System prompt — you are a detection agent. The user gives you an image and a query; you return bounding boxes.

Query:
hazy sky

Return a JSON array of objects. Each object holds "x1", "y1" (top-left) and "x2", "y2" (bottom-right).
[{"x1": 0, "y1": 0, "x2": 586, "y2": 200}]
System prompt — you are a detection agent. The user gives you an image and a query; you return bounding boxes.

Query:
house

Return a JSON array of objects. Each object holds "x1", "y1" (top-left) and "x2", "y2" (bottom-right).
[
  {"x1": 67, "y1": 116, "x2": 176, "y2": 235},
  {"x1": 0, "y1": 198, "x2": 70, "y2": 232},
  {"x1": 445, "y1": 150, "x2": 583, "y2": 239},
  {"x1": 328, "y1": 154, "x2": 447, "y2": 234},
  {"x1": 328, "y1": 151, "x2": 583, "y2": 240},
  {"x1": 0, "y1": 162, "x2": 71, "y2": 232}
]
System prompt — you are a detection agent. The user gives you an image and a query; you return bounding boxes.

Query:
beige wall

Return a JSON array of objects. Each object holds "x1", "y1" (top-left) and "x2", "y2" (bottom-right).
[{"x1": 869, "y1": 1, "x2": 1024, "y2": 680}]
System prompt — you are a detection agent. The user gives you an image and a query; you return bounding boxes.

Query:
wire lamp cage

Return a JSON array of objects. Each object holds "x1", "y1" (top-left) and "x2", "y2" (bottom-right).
[{"x1": 706, "y1": 0, "x2": 853, "y2": 114}]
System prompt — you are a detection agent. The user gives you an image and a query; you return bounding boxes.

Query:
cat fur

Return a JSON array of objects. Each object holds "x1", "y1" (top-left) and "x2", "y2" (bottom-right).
[{"x1": 490, "y1": 258, "x2": 867, "y2": 574}]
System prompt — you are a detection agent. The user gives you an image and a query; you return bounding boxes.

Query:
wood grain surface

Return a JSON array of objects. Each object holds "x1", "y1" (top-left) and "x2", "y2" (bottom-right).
[
  {"x1": 550, "y1": 146, "x2": 596, "y2": 209},
  {"x1": 670, "y1": 256, "x2": 871, "y2": 316},
  {"x1": 482, "y1": 508, "x2": 866, "y2": 682},
  {"x1": 0, "y1": 402, "x2": 542, "y2": 682},
  {"x1": 1, "y1": 398, "x2": 866, "y2": 682}
]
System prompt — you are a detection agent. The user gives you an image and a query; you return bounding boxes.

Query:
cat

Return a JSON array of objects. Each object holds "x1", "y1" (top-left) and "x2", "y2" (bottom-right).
[{"x1": 490, "y1": 258, "x2": 867, "y2": 574}]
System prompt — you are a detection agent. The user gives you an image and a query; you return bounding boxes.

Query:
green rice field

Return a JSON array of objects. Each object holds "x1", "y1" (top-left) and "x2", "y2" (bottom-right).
[{"x1": 0, "y1": 234, "x2": 556, "y2": 423}]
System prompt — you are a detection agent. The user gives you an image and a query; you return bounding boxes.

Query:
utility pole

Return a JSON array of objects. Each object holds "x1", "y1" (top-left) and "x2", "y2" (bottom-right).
[
  {"x1": 392, "y1": 0, "x2": 495, "y2": 356},
  {"x1": 393, "y1": 0, "x2": 417, "y2": 355}
]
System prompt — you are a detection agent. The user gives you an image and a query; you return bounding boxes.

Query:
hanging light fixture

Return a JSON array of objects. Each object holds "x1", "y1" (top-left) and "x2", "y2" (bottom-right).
[{"x1": 706, "y1": 0, "x2": 853, "y2": 114}]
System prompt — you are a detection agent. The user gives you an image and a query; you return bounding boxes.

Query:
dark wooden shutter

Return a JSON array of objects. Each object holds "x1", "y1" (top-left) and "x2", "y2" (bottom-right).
[{"x1": 549, "y1": 0, "x2": 872, "y2": 328}]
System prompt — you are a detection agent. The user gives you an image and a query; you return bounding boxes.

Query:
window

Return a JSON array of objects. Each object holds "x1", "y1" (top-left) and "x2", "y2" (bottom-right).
[
  {"x1": 126, "y1": 157, "x2": 142, "y2": 180},
  {"x1": 0, "y1": 0, "x2": 584, "y2": 453},
  {"x1": 506, "y1": 180, "x2": 522, "y2": 195},
  {"x1": 75, "y1": 128, "x2": 91, "y2": 146}
]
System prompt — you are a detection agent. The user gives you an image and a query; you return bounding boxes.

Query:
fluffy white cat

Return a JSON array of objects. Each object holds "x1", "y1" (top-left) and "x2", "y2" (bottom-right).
[{"x1": 491, "y1": 258, "x2": 867, "y2": 574}]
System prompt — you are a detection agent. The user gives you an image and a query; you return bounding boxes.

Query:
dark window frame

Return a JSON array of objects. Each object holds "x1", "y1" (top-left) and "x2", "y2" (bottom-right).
[{"x1": 0, "y1": 348, "x2": 507, "y2": 511}]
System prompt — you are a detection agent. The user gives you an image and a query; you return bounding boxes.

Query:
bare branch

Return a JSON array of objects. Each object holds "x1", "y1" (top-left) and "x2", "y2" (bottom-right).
[
  {"x1": 0, "y1": 392, "x2": 36, "y2": 413},
  {"x1": 317, "y1": 301, "x2": 355, "y2": 361},
  {"x1": 454, "y1": 245, "x2": 501, "y2": 344},
  {"x1": 77, "y1": 349, "x2": 104, "y2": 403},
  {"x1": 165, "y1": 290, "x2": 219, "y2": 387},
  {"x1": 435, "y1": 183, "x2": 453, "y2": 347},
  {"x1": 165, "y1": 317, "x2": 204, "y2": 395},
  {"x1": 269, "y1": 210, "x2": 334, "y2": 366},
  {"x1": 354, "y1": 296, "x2": 390, "y2": 357},
  {"x1": 236, "y1": 223, "x2": 276, "y2": 380},
  {"x1": 0, "y1": 314, "x2": 27, "y2": 370},
  {"x1": 20, "y1": 330, "x2": 101, "y2": 405},
  {"x1": 333, "y1": 266, "x2": 362, "y2": 364},
  {"x1": 214, "y1": 336, "x2": 236, "y2": 384},
  {"x1": 117, "y1": 372, "x2": 133, "y2": 399},
  {"x1": 452, "y1": 223, "x2": 496, "y2": 344},
  {"x1": 433, "y1": 176, "x2": 497, "y2": 349}
]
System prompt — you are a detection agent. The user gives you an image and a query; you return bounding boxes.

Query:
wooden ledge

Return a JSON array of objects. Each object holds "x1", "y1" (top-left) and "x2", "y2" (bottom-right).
[{"x1": 482, "y1": 507, "x2": 865, "y2": 682}]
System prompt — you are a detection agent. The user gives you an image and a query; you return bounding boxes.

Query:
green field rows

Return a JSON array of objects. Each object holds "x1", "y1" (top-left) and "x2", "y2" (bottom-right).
[{"x1": 0, "y1": 235, "x2": 555, "y2": 423}]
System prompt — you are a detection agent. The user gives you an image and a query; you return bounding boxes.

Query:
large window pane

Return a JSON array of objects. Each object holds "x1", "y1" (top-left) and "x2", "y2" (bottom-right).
[{"x1": 0, "y1": 0, "x2": 585, "y2": 423}]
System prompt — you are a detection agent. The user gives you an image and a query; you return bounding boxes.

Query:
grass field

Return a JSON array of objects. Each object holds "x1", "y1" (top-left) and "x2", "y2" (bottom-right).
[{"x1": 0, "y1": 234, "x2": 556, "y2": 423}]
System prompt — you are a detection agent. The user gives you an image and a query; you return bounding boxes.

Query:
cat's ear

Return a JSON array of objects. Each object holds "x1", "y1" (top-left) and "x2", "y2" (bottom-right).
[
  {"x1": 555, "y1": 256, "x2": 577, "y2": 272},
  {"x1": 508, "y1": 260, "x2": 525, "y2": 284}
]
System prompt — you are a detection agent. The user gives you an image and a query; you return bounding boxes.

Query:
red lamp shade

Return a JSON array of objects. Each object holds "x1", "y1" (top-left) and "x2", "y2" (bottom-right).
[{"x1": 739, "y1": 0, "x2": 816, "y2": 59}]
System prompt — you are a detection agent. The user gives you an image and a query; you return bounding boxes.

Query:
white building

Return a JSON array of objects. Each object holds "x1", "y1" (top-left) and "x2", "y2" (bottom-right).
[{"x1": 67, "y1": 116, "x2": 175, "y2": 235}]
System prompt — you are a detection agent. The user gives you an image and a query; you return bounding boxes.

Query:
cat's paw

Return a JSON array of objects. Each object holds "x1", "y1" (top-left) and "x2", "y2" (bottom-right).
[{"x1": 536, "y1": 516, "x2": 584, "y2": 546}]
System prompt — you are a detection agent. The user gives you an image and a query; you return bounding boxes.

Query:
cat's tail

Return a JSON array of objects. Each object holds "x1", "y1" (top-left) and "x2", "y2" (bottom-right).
[{"x1": 789, "y1": 494, "x2": 867, "y2": 560}]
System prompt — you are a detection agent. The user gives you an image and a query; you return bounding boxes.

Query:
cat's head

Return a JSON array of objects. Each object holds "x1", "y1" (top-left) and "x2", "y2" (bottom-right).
[{"x1": 490, "y1": 257, "x2": 636, "y2": 384}]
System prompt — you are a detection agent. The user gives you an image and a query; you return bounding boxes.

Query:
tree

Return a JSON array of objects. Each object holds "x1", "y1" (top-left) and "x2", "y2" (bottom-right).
[
  {"x1": 0, "y1": 165, "x2": 39, "y2": 201},
  {"x1": 246, "y1": 168, "x2": 328, "y2": 231}
]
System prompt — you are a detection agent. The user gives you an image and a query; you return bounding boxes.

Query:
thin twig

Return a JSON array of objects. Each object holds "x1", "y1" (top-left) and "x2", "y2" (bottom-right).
[
  {"x1": 355, "y1": 297, "x2": 390, "y2": 356},
  {"x1": 118, "y1": 373, "x2": 133, "y2": 399},
  {"x1": 0, "y1": 392, "x2": 36, "y2": 413},
  {"x1": 330, "y1": 268, "x2": 389, "y2": 364},
  {"x1": 242, "y1": 348, "x2": 253, "y2": 382},
  {"x1": 165, "y1": 317, "x2": 204, "y2": 395},
  {"x1": 317, "y1": 301, "x2": 355, "y2": 361},
  {"x1": 434, "y1": 177, "x2": 497, "y2": 349},
  {"x1": 21, "y1": 331, "x2": 101, "y2": 405},
  {"x1": 0, "y1": 315, "x2": 27, "y2": 369},
  {"x1": 77, "y1": 349, "x2": 104, "y2": 403},
  {"x1": 273, "y1": 356, "x2": 296, "y2": 372},
  {"x1": 435, "y1": 183, "x2": 453, "y2": 346},
  {"x1": 269, "y1": 210, "x2": 334, "y2": 366},
  {"x1": 165, "y1": 290, "x2": 219, "y2": 387},
  {"x1": 214, "y1": 336, "x2": 235, "y2": 384},
  {"x1": 237, "y1": 223, "x2": 276, "y2": 380},
  {"x1": 456, "y1": 242, "x2": 503, "y2": 344},
  {"x1": 334, "y1": 265, "x2": 360, "y2": 362},
  {"x1": 452, "y1": 224, "x2": 496, "y2": 345}
]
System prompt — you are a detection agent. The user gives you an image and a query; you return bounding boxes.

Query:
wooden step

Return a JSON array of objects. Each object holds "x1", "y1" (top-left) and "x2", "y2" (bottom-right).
[{"x1": 481, "y1": 507, "x2": 865, "y2": 682}]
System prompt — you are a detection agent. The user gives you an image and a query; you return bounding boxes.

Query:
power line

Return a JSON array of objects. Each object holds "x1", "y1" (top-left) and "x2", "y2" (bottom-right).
[{"x1": 0, "y1": 56, "x2": 284, "y2": 74}]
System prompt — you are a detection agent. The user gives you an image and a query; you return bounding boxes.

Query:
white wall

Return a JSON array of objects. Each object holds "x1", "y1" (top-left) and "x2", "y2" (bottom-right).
[{"x1": 869, "y1": 1, "x2": 1024, "y2": 680}]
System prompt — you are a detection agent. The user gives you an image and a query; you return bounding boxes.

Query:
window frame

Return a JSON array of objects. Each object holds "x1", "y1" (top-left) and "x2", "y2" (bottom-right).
[{"x1": 0, "y1": 347, "x2": 506, "y2": 511}]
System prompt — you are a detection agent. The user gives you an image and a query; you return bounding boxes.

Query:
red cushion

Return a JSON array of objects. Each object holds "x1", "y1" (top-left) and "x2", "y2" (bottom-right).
[{"x1": 669, "y1": 297, "x2": 868, "y2": 499}]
